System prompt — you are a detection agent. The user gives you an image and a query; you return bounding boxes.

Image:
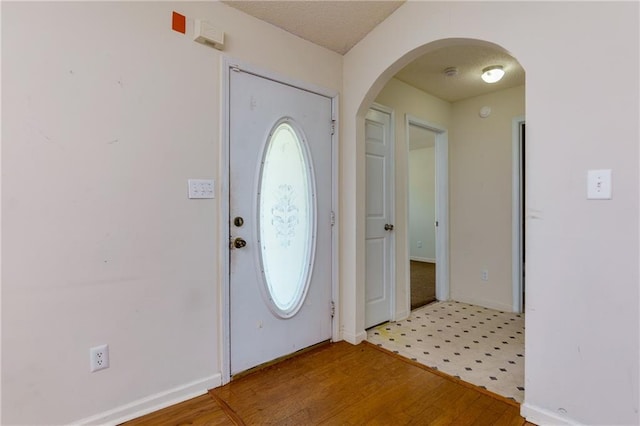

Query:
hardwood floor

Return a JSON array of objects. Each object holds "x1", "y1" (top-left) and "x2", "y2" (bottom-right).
[
  {"x1": 123, "y1": 394, "x2": 234, "y2": 426},
  {"x1": 124, "y1": 341, "x2": 534, "y2": 425}
]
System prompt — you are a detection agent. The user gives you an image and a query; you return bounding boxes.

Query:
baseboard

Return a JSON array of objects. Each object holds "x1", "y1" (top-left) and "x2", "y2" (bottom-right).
[
  {"x1": 410, "y1": 256, "x2": 435, "y2": 263},
  {"x1": 74, "y1": 374, "x2": 222, "y2": 425},
  {"x1": 521, "y1": 402, "x2": 579, "y2": 425},
  {"x1": 342, "y1": 329, "x2": 367, "y2": 344},
  {"x1": 450, "y1": 295, "x2": 514, "y2": 313}
]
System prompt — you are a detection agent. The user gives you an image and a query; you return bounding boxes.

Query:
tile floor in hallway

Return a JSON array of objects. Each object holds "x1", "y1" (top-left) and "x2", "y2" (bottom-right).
[{"x1": 367, "y1": 301, "x2": 525, "y2": 402}]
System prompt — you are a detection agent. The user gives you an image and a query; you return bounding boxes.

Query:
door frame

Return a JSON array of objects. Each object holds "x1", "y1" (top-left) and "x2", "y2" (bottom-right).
[
  {"x1": 365, "y1": 103, "x2": 396, "y2": 326},
  {"x1": 512, "y1": 116, "x2": 525, "y2": 313},
  {"x1": 220, "y1": 57, "x2": 339, "y2": 384},
  {"x1": 404, "y1": 115, "x2": 449, "y2": 307}
]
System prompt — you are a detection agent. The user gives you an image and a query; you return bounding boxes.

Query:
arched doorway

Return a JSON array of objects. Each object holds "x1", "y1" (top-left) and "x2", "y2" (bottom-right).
[
  {"x1": 345, "y1": 37, "x2": 526, "y2": 402},
  {"x1": 338, "y1": 3, "x2": 639, "y2": 424},
  {"x1": 340, "y1": 36, "x2": 526, "y2": 339}
]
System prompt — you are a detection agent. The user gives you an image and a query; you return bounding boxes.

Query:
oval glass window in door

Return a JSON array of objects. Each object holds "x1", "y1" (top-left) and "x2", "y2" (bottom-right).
[{"x1": 257, "y1": 119, "x2": 316, "y2": 318}]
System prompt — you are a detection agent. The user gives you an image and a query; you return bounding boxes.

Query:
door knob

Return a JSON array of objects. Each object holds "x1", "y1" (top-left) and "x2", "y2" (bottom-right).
[
  {"x1": 384, "y1": 224, "x2": 394, "y2": 231},
  {"x1": 231, "y1": 237, "x2": 247, "y2": 249}
]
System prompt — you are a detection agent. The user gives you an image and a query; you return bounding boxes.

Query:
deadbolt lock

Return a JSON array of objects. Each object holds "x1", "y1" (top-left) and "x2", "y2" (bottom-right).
[{"x1": 233, "y1": 216, "x2": 244, "y2": 227}]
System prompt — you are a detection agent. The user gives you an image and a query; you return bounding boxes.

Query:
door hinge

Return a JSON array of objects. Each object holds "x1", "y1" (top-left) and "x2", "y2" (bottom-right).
[
  {"x1": 435, "y1": 221, "x2": 439, "y2": 227},
  {"x1": 230, "y1": 65, "x2": 241, "y2": 73},
  {"x1": 330, "y1": 211, "x2": 336, "y2": 226},
  {"x1": 330, "y1": 301, "x2": 335, "y2": 318},
  {"x1": 330, "y1": 120, "x2": 336, "y2": 136}
]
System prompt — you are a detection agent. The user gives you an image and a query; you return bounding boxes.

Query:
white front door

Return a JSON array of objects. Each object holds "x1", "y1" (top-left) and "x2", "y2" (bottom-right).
[
  {"x1": 229, "y1": 68, "x2": 333, "y2": 375},
  {"x1": 365, "y1": 105, "x2": 394, "y2": 329}
]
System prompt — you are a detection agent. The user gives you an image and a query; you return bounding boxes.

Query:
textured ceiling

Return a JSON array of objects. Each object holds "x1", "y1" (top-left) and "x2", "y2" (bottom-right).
[
  {"x1": 222, "y1": 0, "x2": 405, "y2": 55},
  {"x1": 395, "y1": 44, "x2": 525, "y2": 102},
  {"x1": 223, "y1": 1, "x2": 525, "y2": 102}
]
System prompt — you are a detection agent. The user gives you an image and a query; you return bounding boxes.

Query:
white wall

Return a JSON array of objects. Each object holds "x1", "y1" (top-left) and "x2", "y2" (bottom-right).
[
  {"x1": 343, "y1": 2, "x2": 639, "y2": 425},
  {"x1": 1, "y1": 2, "x2": 341, "y2": 424},
  {"x1": 409, "y1": 145, "x2": 436, "y2": 262},
  {"x1": 449, "y1": 86, "x2": 525, "y2": 311}
]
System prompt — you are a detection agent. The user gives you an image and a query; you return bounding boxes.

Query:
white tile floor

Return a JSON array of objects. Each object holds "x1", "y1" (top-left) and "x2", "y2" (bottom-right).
[{"x1": 367, "y1": 301, "x2": 525, "y2": 402}]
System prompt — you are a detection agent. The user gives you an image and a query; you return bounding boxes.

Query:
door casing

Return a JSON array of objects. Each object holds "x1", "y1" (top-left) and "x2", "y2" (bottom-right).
[
  {"x1": 512, "y1": 116, "x2": 525, "y2": 313},
  {"x1": 404, "y1": 115, "x2": 449, "y2": 311},
  {"x1": 220, "y1": 57, "x2": 339, "y2": 384}
]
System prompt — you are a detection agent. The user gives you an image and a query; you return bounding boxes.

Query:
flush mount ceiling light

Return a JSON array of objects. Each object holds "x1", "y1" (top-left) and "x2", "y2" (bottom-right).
[{"x1": 481, "y1": 65, "x2": 505, "y2": 83}]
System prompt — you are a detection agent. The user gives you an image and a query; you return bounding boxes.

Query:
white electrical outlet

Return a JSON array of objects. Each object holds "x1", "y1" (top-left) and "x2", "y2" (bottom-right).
[
  {"x1": 89, "y1": 344, "x2": 110, "y2": 372},
  {"x1": 481, "y1": 270, "x2": 489, "y2": 281}
]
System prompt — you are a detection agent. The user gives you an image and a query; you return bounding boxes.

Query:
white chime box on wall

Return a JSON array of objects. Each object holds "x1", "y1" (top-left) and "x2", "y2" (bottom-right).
[{"x1": 193, "y1": 20, "x2": 224, "y2": 50}]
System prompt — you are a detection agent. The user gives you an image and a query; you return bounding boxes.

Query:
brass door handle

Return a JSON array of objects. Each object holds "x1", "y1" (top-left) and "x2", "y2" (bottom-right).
[{"x1": 384, "y1": 224, "x2": 394, "y2": 231}]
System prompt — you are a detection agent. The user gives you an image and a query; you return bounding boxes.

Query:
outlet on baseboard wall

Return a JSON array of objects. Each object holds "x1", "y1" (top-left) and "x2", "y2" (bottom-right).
[
  {"x1": 481, "y1": 269, "x2": 489, "y2": 282},
  {"x1": 90, "y1": 344, "x2": 110, "y2": 372}
]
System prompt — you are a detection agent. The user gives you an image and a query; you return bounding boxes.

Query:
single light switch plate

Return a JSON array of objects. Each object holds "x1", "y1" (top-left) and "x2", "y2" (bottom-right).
[
  {"x1": 188, "y1": 179, "x2": 215, "y2": 199},
  {"x1": 587, "y1": 169, "x2": 612, "y2": 200}
]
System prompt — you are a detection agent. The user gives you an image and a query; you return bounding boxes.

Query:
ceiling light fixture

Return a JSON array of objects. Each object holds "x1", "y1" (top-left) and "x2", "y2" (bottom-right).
[{"x1": 481, "y1": 65, "x2": 505, "y2": 83}]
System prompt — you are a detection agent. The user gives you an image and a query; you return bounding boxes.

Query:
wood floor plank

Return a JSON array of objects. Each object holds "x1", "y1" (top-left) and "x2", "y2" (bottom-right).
[
  {"x1": 492, "y1": 406, "x2": 528, "y2": 426},
  {"x1": 446, "y1": 393, "x2": 503, "y2": 426},
  {"x1": 122, "y1": 394, "x2": 234, "y2": 426},
  {"x1": 425, "y1": 387, "x2": 483, "y2": 426},
  {"x1": 318, "y1": 375, "x2": 432, "y2": 424},
  {"x1": 125, "y1": 341, "x2": 532, "y2": 425}
]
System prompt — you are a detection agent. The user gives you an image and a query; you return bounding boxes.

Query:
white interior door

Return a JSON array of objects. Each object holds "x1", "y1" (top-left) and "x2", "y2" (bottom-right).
[
  {"x1": 229, "y1": 69, "x2": 333, "y2": 375},
  {"x1": 365, "y1": 105, "x2": 394, "y2": 329}
]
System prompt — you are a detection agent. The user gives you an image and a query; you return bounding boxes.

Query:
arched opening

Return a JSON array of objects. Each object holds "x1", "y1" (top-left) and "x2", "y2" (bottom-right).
[
  {"x1": 337, "y1": 3, "x2": 639, "y2": 424},
  {"x1": 357, "y1": 38, "x2": 526, "y2": 402}
]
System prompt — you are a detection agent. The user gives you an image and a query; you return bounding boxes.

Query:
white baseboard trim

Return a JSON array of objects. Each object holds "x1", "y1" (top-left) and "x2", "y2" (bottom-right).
[
  {"x1": 450, "y1": 295, "x2": 514, "y2": 313},
  {"x1": 521, "y1": 402, "x2": 579, "y2": 425},
  {"x1": 74, "y1": 374, "x2": 222, "y2": 426},
  {"x1": 342, "y1": 329, "x2": 367, "y2": 344},
  {"x1": 410, "y1": 256, "x2": 435, "y2": 263}
]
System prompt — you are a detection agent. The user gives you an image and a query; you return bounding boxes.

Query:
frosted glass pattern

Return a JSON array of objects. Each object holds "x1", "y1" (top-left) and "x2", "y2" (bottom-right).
[{"x1": 258, "y1": 120, "x2": 315, "y2": 317}]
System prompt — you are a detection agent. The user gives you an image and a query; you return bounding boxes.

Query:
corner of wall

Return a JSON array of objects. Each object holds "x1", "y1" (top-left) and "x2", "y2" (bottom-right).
[{"x1": 342, "y1": 329, "x2": 367, "y2": 345}]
